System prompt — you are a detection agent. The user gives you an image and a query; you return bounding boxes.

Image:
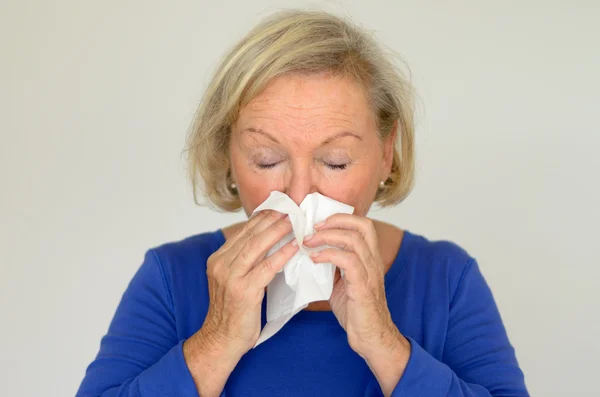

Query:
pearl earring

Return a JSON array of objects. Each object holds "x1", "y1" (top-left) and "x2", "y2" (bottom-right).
[
  {"x1": 230, "y1": 183, "x2": 237, "y2": 190},
  {"x1": 379, "y1": 180, "x2": 385, "y2": 188}
]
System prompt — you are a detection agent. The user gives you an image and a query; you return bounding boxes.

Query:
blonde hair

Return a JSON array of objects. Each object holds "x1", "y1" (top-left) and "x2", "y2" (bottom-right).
[{"x1": 184, "y1": 9, "x2": 415, "y2": 211}]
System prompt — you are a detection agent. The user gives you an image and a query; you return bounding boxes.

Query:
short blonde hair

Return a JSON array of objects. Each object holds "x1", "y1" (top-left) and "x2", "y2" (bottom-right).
[{"x1": 184, "y1": 9, "x2": 415, "y2": 211}]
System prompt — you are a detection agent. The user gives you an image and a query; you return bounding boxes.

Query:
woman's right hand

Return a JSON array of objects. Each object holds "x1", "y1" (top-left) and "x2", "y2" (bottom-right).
[
  {"x1": 183, "y1": 210, "x2": 298, "y2": 396},
  {"x1": 201, "y1": 209, "x2": 297, "y2": 352}
]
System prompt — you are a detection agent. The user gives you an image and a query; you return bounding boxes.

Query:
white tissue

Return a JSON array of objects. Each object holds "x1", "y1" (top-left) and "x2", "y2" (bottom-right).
[{"x1": 251, "y1": 191, "x2": 354, "y2": 347}]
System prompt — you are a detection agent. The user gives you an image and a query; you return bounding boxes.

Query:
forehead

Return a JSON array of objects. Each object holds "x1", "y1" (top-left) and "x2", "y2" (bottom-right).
[{"x1": 236, "y1": 73, "x2": 375, "y2": 135}]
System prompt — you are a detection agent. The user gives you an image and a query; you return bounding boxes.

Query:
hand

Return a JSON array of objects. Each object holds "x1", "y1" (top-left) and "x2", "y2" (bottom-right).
[
  {"x1": 201, "y1": 210, "x2": 299, "y2": 355},
  {"x1": 303, "y1": 214, "x2": 410, "y2": 395},
  {"x1": 184, "y1": 210, "x2": 299, "y2": 397}
]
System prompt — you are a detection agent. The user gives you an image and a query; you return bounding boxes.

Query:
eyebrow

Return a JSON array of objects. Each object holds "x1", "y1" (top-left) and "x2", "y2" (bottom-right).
[{"x1": 243, "y1": 127, "x2": 362, "y2": 145}]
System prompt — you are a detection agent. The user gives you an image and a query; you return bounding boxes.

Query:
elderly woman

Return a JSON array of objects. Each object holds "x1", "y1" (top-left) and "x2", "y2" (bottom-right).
[{"x1": 77, "y1": 10, "x2": 528, "y2": 397}]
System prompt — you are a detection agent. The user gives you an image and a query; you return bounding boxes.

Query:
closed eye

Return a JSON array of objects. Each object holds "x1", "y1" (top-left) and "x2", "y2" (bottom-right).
[
  {"x1": 325, "y1": 163, "x2": 348, "y2": 170},
  {"x1": 256, "y1": 160, "x2": 349, "y2": 170},
  {"x1": 256, "y1": 162, "x2": 281, "y2": 169}
]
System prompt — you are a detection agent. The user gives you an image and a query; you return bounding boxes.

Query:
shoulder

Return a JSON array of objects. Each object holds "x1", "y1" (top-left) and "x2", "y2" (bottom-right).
[
  {"x1": 408, "y1": 231, "x2": 474, "y2": 265},
  {"x1": 402, "y1": 230, "x2": 478, "y2": 295},
  {"x1": 120, "y1": 231, "x2": 224, "y2": 339},
  {"x1": 151, "y1": 230, "x2": 224, "y2": 262},
  {"x1": 147, "y1": 230, "x2": 225, "y2": 286}
]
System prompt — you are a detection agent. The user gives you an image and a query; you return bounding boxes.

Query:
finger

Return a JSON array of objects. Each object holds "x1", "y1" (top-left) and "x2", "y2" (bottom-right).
[
  {"x1": 308, "y1": 248, "x2": 367, "y2": 287},
  {"x1": 314, "y1": 214, "x2": 378, "y2": 250},
  {"x1": 303, "y1": 228, "x2": 372, "y2": 265},
  {"x1": 231, "y1": 211, "x2": 288, "y2": 255},
  {"x1": 248, "y1": 239, "x2": 299, "y2": 287},
  {"x1": 219, "y1": 210, "x2": 286, "y2": 257},
  {"x1": 248, "y1": 210, "x2": 289, "y2": 235},
  {"x1": 230, "y1": 214, "x2": 294, "y2": 277}
]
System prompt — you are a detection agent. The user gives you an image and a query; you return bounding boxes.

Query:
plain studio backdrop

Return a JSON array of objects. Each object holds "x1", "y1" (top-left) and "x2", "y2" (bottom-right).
[{"x1": 1, "y1": 1, "x2": 598, "y2": 396}]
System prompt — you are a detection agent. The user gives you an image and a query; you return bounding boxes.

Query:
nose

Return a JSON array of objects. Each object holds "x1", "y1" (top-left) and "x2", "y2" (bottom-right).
[{"x1": 284, "y1": 162, "x2": 316, "y2": 206}]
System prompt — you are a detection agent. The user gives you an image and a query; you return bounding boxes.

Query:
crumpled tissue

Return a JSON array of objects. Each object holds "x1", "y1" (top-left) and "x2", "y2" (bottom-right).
[{"x1": 251, "y1": 191, "x2": 354, "y2": 347}]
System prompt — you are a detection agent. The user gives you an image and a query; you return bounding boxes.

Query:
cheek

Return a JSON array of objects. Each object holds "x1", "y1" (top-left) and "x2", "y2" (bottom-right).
[
  {"x1": 238, "y1": 178, "x2": 272, "y2": 211},
  {"x1": 319, "y1": 171, "x2": 379, "y2": 216},
  {"x1": 231, "y1": 157, "x2": 279, "y2": 214}
]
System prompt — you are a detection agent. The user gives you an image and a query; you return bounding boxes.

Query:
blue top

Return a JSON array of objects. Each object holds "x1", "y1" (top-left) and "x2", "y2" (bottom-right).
[{"x1": 77, "y1": 229, "x2": 528, "y2": 396}]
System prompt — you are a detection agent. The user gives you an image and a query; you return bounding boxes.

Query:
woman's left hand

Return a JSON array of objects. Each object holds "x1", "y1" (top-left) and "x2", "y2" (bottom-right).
[{"x1": 303, "y1": 214, "x2": 411, "y2": 395}]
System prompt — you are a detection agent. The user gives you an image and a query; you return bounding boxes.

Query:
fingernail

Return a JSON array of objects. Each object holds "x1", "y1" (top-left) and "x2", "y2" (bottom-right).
[
  {"x1": 291, "y1": 239, "x2": 298, "y2": 247},
  {"x1": 314, "y1": 221, "x2": 325, "y2": 229},
  {"x1": 304, "y1": 234, "x2": 314, "y2": 242},
  {"x1": 310, "y1": 252, "x2": 319, "y2": 259}
]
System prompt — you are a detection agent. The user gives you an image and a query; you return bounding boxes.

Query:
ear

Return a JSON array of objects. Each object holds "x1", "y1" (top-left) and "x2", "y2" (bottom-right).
[{"x1": 381, "y1": 121, "x2": 398, "y2": 181}]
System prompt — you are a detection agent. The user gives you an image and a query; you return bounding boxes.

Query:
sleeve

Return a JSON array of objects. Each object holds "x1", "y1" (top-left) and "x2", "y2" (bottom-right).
[
  {"x1": 391, "y1": 259, "x2": 529, "y2": 397},
  {"x1": 76, "y1": 249, "x2": 200, "y2": 397}
]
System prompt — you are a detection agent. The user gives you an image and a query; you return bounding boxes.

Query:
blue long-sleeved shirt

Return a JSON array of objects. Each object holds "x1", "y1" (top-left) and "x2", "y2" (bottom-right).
[{"x1": 77, "y1": 229, "x2": 528, "y2": 396}]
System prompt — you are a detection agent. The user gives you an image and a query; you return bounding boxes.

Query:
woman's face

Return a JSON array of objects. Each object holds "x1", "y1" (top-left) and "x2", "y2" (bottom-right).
[{"x1": 229, "y1": 72, "x2": 395, "y2": 217}]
